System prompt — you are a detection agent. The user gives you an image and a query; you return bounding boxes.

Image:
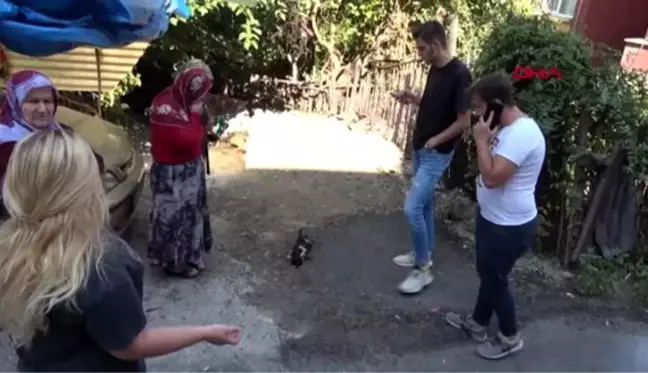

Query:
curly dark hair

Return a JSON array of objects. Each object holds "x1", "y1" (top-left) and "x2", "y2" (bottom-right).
[{"x1": 468, "y1": 72, "x2": 516, "y2": 106}]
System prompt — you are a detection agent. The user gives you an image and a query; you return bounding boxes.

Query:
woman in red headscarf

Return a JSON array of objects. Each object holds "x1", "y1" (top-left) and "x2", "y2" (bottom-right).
[
  {"x1": 0, "y1": 70, "x2": 104, "y2": 218},
  {"x1": 147, "y1": 59, "x2": 214, "y2": 278}
]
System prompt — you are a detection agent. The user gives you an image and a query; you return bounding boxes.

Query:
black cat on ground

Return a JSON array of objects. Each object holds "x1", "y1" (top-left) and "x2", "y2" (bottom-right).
[{"x1": 290, "y1": 229, "x2": 314, "y2": 268}]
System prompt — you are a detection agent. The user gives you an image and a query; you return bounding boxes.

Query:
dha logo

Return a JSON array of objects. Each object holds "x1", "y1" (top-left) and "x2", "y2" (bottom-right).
[{"x1": 512, "y1": 66, "x2": 563, "y2": 81}]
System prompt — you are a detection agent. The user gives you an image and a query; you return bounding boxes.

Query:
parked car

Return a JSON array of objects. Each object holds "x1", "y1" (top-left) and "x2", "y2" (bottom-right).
[
  {"x1": 0, "y1": 92, "x2": 146, "y2": 234},
  {"x1": 55, "y1": 106, "x2": 146, "y2": 234}
]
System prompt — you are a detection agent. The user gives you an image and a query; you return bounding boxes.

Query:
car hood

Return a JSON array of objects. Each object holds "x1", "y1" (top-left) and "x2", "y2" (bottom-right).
[{"x1": 55, "y1": 106, "x2": 133, "y2": 168}]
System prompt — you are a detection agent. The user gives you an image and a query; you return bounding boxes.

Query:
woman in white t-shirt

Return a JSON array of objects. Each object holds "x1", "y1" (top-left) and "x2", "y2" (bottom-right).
[{"x1": 444, "y1": 73, "x2": 546, "y2": 360}]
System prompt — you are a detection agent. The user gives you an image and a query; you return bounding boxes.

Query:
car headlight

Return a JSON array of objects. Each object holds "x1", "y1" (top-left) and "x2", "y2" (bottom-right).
[
  {"x1": 100, "y1": 150, "x2": 137, "y2": 193},
  {"x1": 121, "y1": 150, "x2": 136, "y2": 175},
  {"x1": 102, "y1": 171, "x2": 119, "y2": 192}
]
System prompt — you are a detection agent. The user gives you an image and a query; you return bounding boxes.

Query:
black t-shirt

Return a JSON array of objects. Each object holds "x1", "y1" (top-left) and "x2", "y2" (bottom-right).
[
  {"x1": 413, "y1": 58, "x2": 472, "y2": 153},
  {"x1": 16, "y1": 232, "x2": 148, "y2": 372}
]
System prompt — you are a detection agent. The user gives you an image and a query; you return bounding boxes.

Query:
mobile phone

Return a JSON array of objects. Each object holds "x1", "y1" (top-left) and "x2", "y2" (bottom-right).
[{"x1": 484, "y1": 102, "x2": 504, "y2": 129}]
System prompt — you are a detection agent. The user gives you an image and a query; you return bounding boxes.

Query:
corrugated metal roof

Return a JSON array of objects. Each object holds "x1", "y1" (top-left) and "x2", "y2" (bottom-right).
[{"x1": 1, "y1": 42, "x2": 148, "y2": 92}]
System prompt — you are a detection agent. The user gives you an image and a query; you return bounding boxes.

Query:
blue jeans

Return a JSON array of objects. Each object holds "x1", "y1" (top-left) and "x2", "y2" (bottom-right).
[
  {"x1": 472, "y1": 212, "x2": 537, "y2": 336},
  {"x1": 404, "y1": 148, "x2": 453, "y2": 266}
]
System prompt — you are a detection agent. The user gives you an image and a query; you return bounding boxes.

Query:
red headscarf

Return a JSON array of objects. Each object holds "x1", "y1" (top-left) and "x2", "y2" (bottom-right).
[{"x1": 149, "y1": 66, "x2": 213, "y2": 129}]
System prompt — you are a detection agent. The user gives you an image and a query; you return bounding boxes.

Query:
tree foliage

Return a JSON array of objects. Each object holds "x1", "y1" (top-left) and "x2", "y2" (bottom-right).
[
  {"x1": 473, "y1": 14, "x2": 648, "y2": 179},
  {"x1": 109, "y1": 1, "x2": 648, "y2": 259},
  {"x1": 142, "y1": 0, "x2": 535, "y2": 82},
  {"x1": 467, "y1": 14, "x2": 648, "y2": 257},
  {"x1": 119, "y1": 0, "x2": 536, "y2": 111}
]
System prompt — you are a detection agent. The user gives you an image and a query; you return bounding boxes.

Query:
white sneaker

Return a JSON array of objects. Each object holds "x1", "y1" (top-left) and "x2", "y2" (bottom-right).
[
  {"x1": 398, "y1": 268, "x2": 435, "y2": 294},
  {"x1": 393, "y1": 252, "x2": 432, "y2": 268}
]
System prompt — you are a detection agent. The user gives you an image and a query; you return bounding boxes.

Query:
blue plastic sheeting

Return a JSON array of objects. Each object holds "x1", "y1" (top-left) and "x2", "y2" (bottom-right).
[{"x1": 0, "y1": 0, "x2": 191, "y2": 56}]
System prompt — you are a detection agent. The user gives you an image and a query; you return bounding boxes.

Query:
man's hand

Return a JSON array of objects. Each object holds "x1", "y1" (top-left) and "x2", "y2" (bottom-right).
[
  {"x1": 391, "y1": 90, "x2": 420, "y2": 105},
  {"x1": 424, "y1": 136, "x2": 439, "y2": 149},
  {"x1": 473, "y1": 111, "x2": 497, "y2": 144}
]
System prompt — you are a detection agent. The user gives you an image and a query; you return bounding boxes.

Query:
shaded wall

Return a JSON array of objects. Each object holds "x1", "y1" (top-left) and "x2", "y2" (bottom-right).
[{"x1": 572, "y1": 0, "x2": 648, "y2": 51}]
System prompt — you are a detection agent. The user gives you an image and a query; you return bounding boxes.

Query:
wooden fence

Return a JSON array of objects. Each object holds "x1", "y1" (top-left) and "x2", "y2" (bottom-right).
[
  {"x1": 241, "y1": 60, "x2": 648, "y2": 263},
  {"x1": 256, "y1": 60, "x2": 428, "y2": 155}
]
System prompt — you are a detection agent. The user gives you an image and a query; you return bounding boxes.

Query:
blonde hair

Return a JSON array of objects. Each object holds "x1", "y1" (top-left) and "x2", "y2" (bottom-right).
[{"x1": 0, "y1": 129, "x2": 108, "y2": 346}]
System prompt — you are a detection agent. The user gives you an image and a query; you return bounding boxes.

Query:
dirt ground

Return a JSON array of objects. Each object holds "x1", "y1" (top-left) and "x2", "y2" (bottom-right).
[
  {"x1": 202, "y1": 121, "x2": 648, "y2": 368},
  {"x1": 206, "y1": 132, "x2": 248, "y2": 173},
  {"x1": 2, "y1": 112, "x2": 648, "y2": 372},
  {"x1": 136, "y1": 125, "x2": 647, "y2": 371}
]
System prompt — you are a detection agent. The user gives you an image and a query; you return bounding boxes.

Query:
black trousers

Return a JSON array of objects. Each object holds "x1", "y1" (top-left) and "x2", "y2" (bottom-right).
[{"x1": 472, "y1": 210, "x2": 537, "y2": 336}]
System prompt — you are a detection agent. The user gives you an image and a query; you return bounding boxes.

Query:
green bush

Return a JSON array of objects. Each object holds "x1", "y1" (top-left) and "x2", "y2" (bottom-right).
[
  {"x1": 628, "y1": 258, "x2": 648, "y2": 305},
  {"x1": 573, "y1": 254, "x2": 625, "y2": 297},
  {"x1": 573, "y1": 254, "x2": 648, "y2": 305},
  {"x1": 459, "y1": 14, "x2": 648, "y2": 257}
]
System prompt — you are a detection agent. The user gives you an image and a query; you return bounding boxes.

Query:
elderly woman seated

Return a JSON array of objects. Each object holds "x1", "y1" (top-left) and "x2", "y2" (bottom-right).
[{"x1": 0, "y1": 70, "x2": 104, "y2": 217}]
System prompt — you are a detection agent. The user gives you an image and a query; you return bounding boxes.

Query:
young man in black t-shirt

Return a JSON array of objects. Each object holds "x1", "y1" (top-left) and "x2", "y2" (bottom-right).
[{"x1": 392, "y1": 21, "x2": 472, "y2": 295}]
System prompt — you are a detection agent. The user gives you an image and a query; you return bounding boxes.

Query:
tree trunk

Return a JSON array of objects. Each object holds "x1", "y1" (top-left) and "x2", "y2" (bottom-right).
[{"x1": 288, "y1": 54, "x2": 299, "y2": 81}]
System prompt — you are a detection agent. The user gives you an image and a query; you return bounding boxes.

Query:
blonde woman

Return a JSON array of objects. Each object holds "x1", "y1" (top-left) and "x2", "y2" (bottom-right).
[{"x1": 0, "y1": 130, "x2": 241, "y2": 372}]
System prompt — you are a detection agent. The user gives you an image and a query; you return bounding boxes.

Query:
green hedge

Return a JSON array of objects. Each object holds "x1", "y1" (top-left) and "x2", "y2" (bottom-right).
[{"x1": 448, "y1": 14, "x2": 648, "y2": 259}]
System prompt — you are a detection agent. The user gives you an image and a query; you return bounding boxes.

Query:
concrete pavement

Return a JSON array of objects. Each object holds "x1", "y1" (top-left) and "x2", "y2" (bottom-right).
[
  {"x1": 1, "y1": 108, "x2": 647, "y2": 371},
  {"x1": 138, "y1": 205, "x2": 648, "y2": 372},
  {"x1": 0, "y1": 182, "x2": 647, "y2": 372}
]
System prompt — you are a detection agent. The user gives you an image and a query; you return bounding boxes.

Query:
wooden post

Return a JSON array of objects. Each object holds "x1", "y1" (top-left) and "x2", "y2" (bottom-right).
[
  {"x1": 447, "y1": 14, "x2": 459, "y2": 57},
  {"x1": 395, "y1": 74, "x2": 412, "y2": 151},
  {"x1": 94, "y1": 48, "x2": 103, "y2": 118},
  {"x1": 404, "y1": 65, "x2": 420, "y2": 148},
  {"x1": 329, "y1": 70, "x2": 337, "y2": 115},
  {"x1": 570, "y1": 144, "x2": 623, "y2": 263},
  {"x1": 347, "y1": 62, "x2": 361, "y2": 120},
  {"x1": 358, "y1": 77, "x2": 367, "y2": 116},
  {"x1": 389, "y1": 68, "x2": 400, "y2": 126}
]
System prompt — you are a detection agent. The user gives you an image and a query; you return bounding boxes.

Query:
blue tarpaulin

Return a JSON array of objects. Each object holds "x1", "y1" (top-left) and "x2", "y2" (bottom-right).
[{"x1": 0, "y1": 0, "x2": 191, "y2": 56}]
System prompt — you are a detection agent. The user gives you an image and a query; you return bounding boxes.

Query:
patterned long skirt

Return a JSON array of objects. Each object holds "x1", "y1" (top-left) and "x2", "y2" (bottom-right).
[{"x1": 147, "y1": 158, "x2": 213, "y2": 271}]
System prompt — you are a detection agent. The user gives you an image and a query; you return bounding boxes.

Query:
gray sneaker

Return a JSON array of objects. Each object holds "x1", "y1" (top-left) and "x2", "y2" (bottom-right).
[
  {"x1": 476, "y1": 332, "x2": 524, "y2": 360},
  {"x1": 398, "y1": 268, "x2": 434, "y2": 294},
  {"x1": 393, "y1": 252, "x2": 432, "y2": 268},
  {"x1": 444, "y1": 312, "x2": 488, "y2": 342}
]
